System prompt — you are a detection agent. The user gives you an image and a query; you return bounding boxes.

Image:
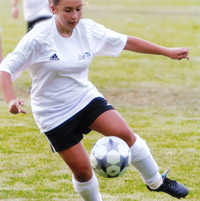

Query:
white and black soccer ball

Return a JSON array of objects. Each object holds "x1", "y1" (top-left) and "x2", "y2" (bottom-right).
[{"x1": 89, "y1": 136, "x2": 131, "y2": 178}]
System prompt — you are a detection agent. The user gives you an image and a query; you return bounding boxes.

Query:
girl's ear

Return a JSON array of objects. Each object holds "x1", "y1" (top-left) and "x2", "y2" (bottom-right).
[
  {"x1": 48, "y1": 0, "x2": 54, "y2": 14},
  {"x1": 50, "y1": 4, "x2": 57, "y2": 14}
]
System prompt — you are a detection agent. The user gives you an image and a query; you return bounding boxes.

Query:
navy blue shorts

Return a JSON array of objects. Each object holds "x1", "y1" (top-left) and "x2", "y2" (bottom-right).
[
  {"x1": 44, "y1": 97, "x2": 114, "y2": 152},
  {"x1": 27, "y1": 16, "x2": 52, "y2": 31}
]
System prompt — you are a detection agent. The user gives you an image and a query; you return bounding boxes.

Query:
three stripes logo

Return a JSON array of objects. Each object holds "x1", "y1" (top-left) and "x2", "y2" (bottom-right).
[{"x1": 50, "y1": 53, "x2": 60, "y2": 60}]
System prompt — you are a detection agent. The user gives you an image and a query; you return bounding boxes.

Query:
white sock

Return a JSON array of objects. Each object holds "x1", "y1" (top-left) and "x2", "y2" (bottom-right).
[
  {"x1": 130, "y1": 134, "x2": 163, "y2": 189},
  {"x1": 72, "y1": 172, "x2": 102, "y2": 201}
]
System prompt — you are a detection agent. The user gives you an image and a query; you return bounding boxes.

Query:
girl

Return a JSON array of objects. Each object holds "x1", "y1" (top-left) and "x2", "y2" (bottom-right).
[{"x1": 0, "y1": 0, "x2": 189, "y2": 200}]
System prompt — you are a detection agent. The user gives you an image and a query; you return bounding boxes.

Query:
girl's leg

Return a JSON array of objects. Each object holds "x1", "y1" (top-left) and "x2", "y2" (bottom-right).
[
  {"x1": 59, "y1": 143, "x2": 102, "y2": 201},
  {"x1": 89, "y1": 109, "x2": 162, "y2": 189},
  {"x1": 89, "y1": 109, "x2": 136, "y2": 146}
]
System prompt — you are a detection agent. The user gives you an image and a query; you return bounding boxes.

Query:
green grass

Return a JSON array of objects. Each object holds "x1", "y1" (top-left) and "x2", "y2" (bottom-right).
[{"x1": 0, "y1": 0, "x2": 200, "y2": 200}]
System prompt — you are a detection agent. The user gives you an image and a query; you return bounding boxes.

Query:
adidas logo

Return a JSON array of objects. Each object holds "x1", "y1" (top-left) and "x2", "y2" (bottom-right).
[{"x1": 50, "y1": 53, "x2": 60, "y2": 60}]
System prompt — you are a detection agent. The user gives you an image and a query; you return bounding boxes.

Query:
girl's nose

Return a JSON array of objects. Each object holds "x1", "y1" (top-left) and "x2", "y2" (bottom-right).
[{"x1": 71, "y1": 11, "x2": 78, "y2": 19}]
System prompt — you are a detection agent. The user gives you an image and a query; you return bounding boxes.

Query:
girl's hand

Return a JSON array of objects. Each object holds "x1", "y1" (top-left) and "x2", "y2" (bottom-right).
[
  {"x1": 8, "y1": 99, "x2": 26, "y2": 114},
  {"x1": 167, "y1": 47, "x2": 190, "y2": 60}
]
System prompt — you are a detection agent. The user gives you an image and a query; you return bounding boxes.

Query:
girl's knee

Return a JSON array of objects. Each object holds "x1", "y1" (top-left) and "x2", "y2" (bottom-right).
[
  {"x1": 73, "y1": 164, "x2": 93, "y2": 182},
  {"x1": 118, "y1": 128, "x2": 136, "y2": 147}
]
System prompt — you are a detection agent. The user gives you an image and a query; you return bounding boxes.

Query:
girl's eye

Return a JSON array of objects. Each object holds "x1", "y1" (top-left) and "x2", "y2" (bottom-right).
[
  {"x1": 64, "y1": 6, "x2": 82, "y2": 13},
  {"x1": 76, "y1": 7, "x2": 82, "y2": 11}
]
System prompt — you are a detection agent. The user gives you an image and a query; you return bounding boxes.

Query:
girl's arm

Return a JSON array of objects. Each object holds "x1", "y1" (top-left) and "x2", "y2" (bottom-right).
[
  {"x1": 0, "y1": 71, "x2": 26, "y2": 114},
  {"x1": 124, "y1": 36, "x2": 189, "y2": 60}
]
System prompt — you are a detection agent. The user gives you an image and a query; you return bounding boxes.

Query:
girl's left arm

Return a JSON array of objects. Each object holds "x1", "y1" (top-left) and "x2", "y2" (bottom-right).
[{"x1": 124, "y1": 36, "x2": 189, "y2": 60}]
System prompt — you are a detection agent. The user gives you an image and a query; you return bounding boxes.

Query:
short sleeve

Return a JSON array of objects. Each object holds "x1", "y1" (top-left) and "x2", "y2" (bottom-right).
[
  {"x1": 89, "y1": 20, "x2": 127, "y2": 57},
  {"x1": 0, "y1": 32, "x2": 36, "y2": 81}
]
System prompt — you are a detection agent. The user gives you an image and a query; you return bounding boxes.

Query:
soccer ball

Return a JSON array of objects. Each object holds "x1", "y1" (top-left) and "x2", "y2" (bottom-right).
[{"x1": 89, "y1": 136, "x2": 131, "y2": 178}]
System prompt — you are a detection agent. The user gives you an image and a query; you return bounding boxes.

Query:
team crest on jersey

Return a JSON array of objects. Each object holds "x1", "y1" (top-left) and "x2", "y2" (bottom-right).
[{"x1": 78, "y1": 52, "x2": 91, "y2": 60}]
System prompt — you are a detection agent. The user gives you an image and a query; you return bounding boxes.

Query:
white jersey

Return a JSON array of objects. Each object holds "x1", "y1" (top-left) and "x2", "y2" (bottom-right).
[
  {"x1": 0, "y1": 16, "x2": 127, "y2": 132},
  {"x1": 23, "y1": 0, "x2": 52, "y2": 22}
]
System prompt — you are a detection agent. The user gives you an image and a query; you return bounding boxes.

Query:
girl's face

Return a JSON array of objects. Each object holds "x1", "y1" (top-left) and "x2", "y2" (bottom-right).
[{"x1": 51, "y1": 0, "x2": 83, "y2": 37}]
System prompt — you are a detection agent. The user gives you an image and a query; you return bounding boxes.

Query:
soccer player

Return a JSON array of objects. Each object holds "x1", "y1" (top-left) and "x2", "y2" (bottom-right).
[
  {"x1": 0, "y1": 0, "x2": 189, "y2": 200},
  {"x1": 11, "y1": 0, "x2": 53, "y2": 31}
]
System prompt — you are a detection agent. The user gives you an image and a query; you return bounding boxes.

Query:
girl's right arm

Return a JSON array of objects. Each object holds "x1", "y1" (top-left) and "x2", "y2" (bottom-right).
[{"x1": 0, "y1": 71, "x2": 26, "y2": 114}]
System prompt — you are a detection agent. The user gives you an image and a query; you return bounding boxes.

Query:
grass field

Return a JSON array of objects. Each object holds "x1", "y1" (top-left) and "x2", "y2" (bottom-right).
[{"x1": 0, "y1": 0, "x2": 200, "y2": 200}]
